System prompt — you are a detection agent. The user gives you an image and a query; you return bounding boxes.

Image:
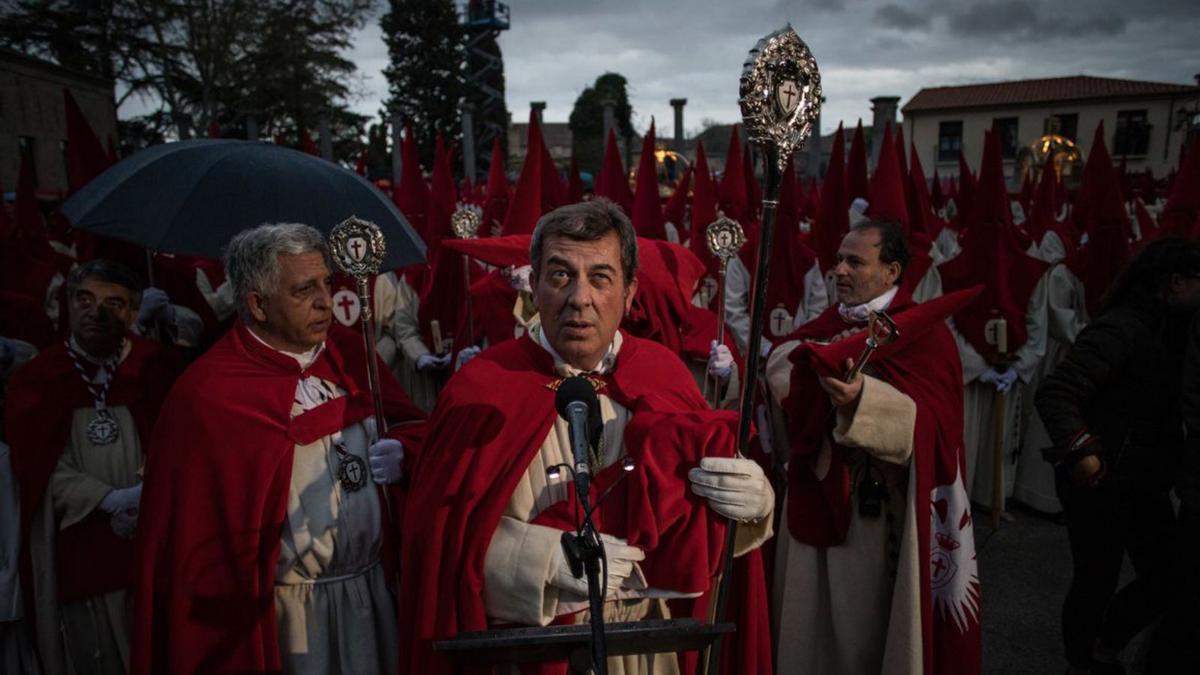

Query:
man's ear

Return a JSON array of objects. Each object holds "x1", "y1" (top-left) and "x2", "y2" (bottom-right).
[
  {"x1": 885, "y1": 262, "x2": 902, "y2": 286},
  {"x1": 246, "y1": 291, "x2": 269, "y2": 323},
  {"x1": 623, "y1": 276, "x2": 639, "y2": 313}
]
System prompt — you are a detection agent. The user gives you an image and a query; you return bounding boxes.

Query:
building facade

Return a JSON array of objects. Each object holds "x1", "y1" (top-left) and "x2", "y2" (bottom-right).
[
  {"x1": 0, "y1": 49, "x2": 117, "y2": 195},
  {"x1": 903, "y1": 75, "x2": 1200, "y2": 185}
]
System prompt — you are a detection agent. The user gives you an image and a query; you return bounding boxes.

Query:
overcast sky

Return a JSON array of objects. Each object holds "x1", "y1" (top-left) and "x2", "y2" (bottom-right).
[{"x1": 337, "y1": 0, "x2": 1200, "y2": 138}]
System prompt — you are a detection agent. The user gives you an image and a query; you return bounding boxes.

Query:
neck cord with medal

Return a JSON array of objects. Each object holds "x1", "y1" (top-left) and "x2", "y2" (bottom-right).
[{"x1": 66, "y1": 338, "x2": 127, "y2": 445}]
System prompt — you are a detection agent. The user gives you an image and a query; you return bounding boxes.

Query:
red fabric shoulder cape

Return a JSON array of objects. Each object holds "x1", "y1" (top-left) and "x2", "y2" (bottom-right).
[
  {"x1": 7, "y1": 336, "x2": 180, "y2": 608},
  {"x1": 131, "y1": 321, "x2": 425, "y2": 675},
  {"x1": 398, "y1": 332, "x2": 770, "y2": 675},
  {"x1": 778, "y1": 288, "x2": 983, "y2": 675}
]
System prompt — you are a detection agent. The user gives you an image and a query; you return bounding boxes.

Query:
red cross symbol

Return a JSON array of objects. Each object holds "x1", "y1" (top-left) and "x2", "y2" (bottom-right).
[
  {"x1": 349, "y1": 239, "x2": 364, "y2": 260},
  {"x1": 933, "y1": 556, "x2": 948, "y2": 575},
  {"x1": 337, "y1": 294, "x2": 357, "y2": 323}
]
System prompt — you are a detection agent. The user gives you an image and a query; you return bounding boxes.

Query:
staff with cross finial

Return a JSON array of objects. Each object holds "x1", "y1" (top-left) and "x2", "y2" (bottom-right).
[
  {"x1": 451, "y1": 204, "x2": 483, "y2": 347},
  {"x1": 328, "y1": 216, "x2": 389, "y2": 434},
  {"x1": 703, "y1": 214, "x2": 745, "y2": 408},
  {"x1": 700, "y1": 25, "x2": 823, "y2": 675}
]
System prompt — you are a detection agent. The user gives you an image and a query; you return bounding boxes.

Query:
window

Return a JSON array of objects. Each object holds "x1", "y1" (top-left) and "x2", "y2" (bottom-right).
[
  {"x1": 937, "y1": 121, "x2": 963, "y2": 162},
  {"x1": 1113, "y1": 109, "x2": 1151, "y2": 157},
  {"x1": 1045, "y1": 113, "x2": 1078, "y2": 141},
  {"x1": 18, "y1": 136, "x2": 37, "y2": 187},
  {"x1": 992, "y1": 117, "x2": 1019, "y2": 159}
]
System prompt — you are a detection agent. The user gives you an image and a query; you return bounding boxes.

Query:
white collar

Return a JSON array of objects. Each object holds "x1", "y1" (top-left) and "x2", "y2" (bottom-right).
[
  {"x1": 67, "y1": 335, "x2": 129, "y2": 367},
  {"x1": 247, "y1": 326, "x2": 324, "y2": 370},
  {"x1": 838, "y1": 285, "x2": 899, "y2": 324},
  {"x1": 534, "y1": 325, "x2": 622, "y2": 377}
]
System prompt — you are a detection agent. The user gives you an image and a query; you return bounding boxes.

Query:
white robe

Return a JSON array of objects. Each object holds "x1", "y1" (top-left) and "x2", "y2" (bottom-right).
[
  {"x1": 725, "y1": 256, "x2": 828, "y2": 354},
  {"x1": 954, "y1": 274, "x2": 1050, "y2": 509}
]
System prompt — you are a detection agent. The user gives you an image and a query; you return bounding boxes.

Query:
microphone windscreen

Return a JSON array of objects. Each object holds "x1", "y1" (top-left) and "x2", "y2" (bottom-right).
[{"x1": 554, "y1": 375, "x2": 599, "y2": 420}]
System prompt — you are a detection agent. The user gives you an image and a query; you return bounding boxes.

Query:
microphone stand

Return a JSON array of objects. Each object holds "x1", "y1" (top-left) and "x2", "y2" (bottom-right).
[{"x1": 561, "y1": 490, "x2": 609, "y2": 675}]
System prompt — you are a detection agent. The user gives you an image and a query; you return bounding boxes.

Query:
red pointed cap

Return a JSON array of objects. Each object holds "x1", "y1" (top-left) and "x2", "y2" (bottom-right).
[
  {"x1": 631, "y1": 120, "x2": 667, "y2": 239},
  {"x1": 846, "y1": 119, "x2": 869, "y2": 203},
  {"x1": 393, "y1": 124, "x2": 430, "y2": 233},
  {"x1": 930, "y1": 168, "x2": 945, "y2": 211},
  {"x1": 718, "y1": 125, "x2": 747, "y2": 223},
  {"x1": 302, "y1": 129, "x2": 319, "y2": 156},
  {"x1": 480, "y1": 139, "x2": 510, "y2": 237},
  {"x1": 1066, "y1": 121, "x2": 1133, "y2": 316},
  {"x1": 443, "y1": 233, "x2": 533, "y2": 268},
  {"x1": 1029, "y1": 154, "x2": 1059, "y2": 243},
  {"x1": 955, "y1": 152, "x2": 976, "y2": 223},
  {"x1": 866, "y1": 123, "x2": 909, "y2": 228},
  {"x1": 63, "y1": 88, "x2": 110, "y2": 192},
  {"x1": 743, "y1": 141, "x2": 762, "y2": 222},
  {"x1": 894, "y1": 126, "x2": 909, "y2": 176},
  {"x1": 908, "y1": 141, "x2": 937, "y2": 237},
  {"x1": 500, "y1": 113, "x2": 546, "y2": 236},
  {"x1": 530, "y1": 112, "x2": 563, "y2": 211},
  {"x1": 663, "y1": 166, "x2": 692, "y2": 234},
  {"x1": 595, "y1": 128, "x2": 633, "y2": 213},
  {"x1": 813, "y1": 123, "x2": 849, "y2": 270},
  {"x1": 689, "y1": 141, "x2": 719, "y2": 276},
  {"x1": 426, "y1": 132, "x2": 457, "y2": 249},
  {"x1": 1161, "y1": 136, "x2": 1200, "y2": 236}
]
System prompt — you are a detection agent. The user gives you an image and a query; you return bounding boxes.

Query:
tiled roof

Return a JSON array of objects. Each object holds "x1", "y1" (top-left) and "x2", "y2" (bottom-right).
[{"x1": 902, "y1": 75, "x2": 1198, "y2": 113}]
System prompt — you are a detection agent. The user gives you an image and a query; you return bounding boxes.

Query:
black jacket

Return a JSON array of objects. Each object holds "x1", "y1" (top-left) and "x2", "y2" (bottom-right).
[{"x1": 1035, "y1": 302, "x2": 1191, "y2": 491}]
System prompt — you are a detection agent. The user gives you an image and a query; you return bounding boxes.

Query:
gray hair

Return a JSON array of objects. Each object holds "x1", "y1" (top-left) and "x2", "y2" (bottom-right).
[
  {"x1": 67, "y1": 259, "x2": 143, "y2": 308},
  {"x1": 224, "y1": 223, "x2": 329, "y2": 321},
  {"x1": 529, "y1": 198, "x2": 639, "y2": 286}
]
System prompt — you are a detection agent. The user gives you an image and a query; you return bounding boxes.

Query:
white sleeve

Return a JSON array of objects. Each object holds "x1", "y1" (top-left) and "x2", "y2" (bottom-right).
[
  {"x1": 798, "y1": 261, "x2": 829, "y2": 326},
  {"x1": 949, "y1": 318, "x2": 990, "y2": 384},
  {"x1": 724, "y1": 257, "x2": 751, "y2": 354},
  {"x1": 1012, "y1": 274, "x2": 1050, "y2": 383}
]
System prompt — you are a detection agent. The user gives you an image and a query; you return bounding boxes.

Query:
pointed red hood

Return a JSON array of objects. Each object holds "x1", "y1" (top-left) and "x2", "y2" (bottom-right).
[
  {"x1": 908, "y1": 141, "x2": 938, "y2": 238},
  {"x1": 481, "y1": 139, "x2": 510, "y2": 236},
  {"x1": 631, "y1": 121, "x2": 668, "y2": 239},
  {"x1": 1028, "y1": 155, "x2": 1059, "y2": 244},
  {"x1": 940, "y1": 131, "x2": 1048, "y2": 361},
  {"x1": 743, "y1": 141, "x2": 762, "y2": 223},
  {"x1": 894, "y1": 126, "x2": 909, "y2": 176},
  {"x1": 426, "y1": 132, "x2": 458, "y2": 253},
  {"x1": 595, "y1": 128, "x2": 633, "y2": 213},
  {"x1": 866, "y1": 123, "x2": 909, "y2": 229},
  {"x1": 567, "y1": 158, "x2": 584, "y2": 204},
  {"x1": 718, "y1": 125, "x2": 748, "y2": 224},
  {"x1": 443, "y1": 234, "x2": 531, "y2": 269},
  {"x1": 930, "y1": 168, "x2": 945, "y2": 212},
  {"x1": 530, "y1": 113, "x2": 563, "y2": 212},
  {"x1": 952, "y1": 152, "x2": 976, "y2": 230},
  {"x1": 302, "y1": 129, "x2": 319, "y2": 156},
  {"x1": 1018, "y1": 170, "x2": 1034, "y2": 218},
  {"x1": 393, "y1": 125, "x2": 430, "y2": 236},
  {"x1": 500, "y1": 112, "x2": 547, "y2": 236},
  {"x1": 813, "y1": 124, "x2": 849, "y2": 271},
  {"x1": 1066, "y1": 122, "x2": 1134, "y2": 317},
  {"x1": 354, "y1": 150, "x2": 367, "y2": 176},
  {"x1": 1161, "y1": 137, "x2": 1200, "y2": 237},
  {"x1": 688, "y1": 142, "x2": 721, "y2": 280},
  {"x1": 63, "y1": 89, "x2": 111, "y2": 193},
  {"x1": 762, "y1": 161, "x2": 818, "y2": 338},
  {"x1": 846, "y1": 120, "x2": 869, "y2": 204},
  {"x1": 663, "y1": 166, "x2": 692, "y2": 237},
  {"x1": 1134, "y1": 197, "x2": 1160, "y2": 247}
]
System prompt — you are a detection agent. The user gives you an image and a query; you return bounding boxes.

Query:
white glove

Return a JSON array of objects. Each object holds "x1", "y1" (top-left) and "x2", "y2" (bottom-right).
[
  {"x1": 550, "y1": 533, "x2": 646, "y2": 598},
  {"x1": 99, "y1": 484, "x2": 142, "y2": 514},
  {"x1": 367, "y1": 438, "x2": 405, "y2": 485},
  {"x1": 707, "y1": 340, "x2": 733, "y2": 380},
  {"x1": 508, "y1": 265, "x2": 533, "y2": 293},
  {"x1": 456, "y1": 346, "x2": 482, "y2": 371},
  {"x1": 137, "y1": 287, "x2": 174, "y2": 327},
  {"x1": 110, "y1": 508, "x2": 138, "y2": 539},
  {"x1": 759, "y1": 339, "x2": 773, "y2": 360},
  {"x1": 980, "y1": 367, "x2": 1018, "y2": 393},
  {"x1": 416, "y1": 353, "x2": 452, "y2": 372},
  {"x1": 688, "y1": 457, "x2": 773, "y2": 522}
]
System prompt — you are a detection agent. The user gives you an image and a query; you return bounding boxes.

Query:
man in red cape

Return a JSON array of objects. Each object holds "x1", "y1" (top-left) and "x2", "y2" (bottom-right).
[
  {"x1": 131, "y1": 224, "x2": 425, "y2": 674},
  {"x1": 399, "y1": 200, "x2": 773, "y2": 675},
  {"x1": 765, "y1": 220, "x2": 982, "y2": 674},
  {"x1": 7, "y1": 260, "x2": 182, "y2": 674}
]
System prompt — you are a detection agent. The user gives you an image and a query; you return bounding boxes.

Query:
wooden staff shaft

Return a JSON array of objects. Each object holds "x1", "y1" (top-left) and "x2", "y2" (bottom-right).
[
  {"x1": 356, "y1": 276, "x2": 388, "y2": 436},
  {"x1": 705, "y1": 263, "x2": 731, "y2": 408}
]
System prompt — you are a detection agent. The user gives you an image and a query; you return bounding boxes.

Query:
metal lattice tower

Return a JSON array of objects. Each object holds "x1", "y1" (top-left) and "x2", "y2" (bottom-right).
[{"x1": 460, "y1": 1, "x2": 510, "y2": 179}]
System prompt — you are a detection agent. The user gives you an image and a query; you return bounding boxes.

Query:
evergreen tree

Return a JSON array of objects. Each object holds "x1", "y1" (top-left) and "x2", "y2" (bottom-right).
[
  {"x1": 380, "y1": 0, "x2": 465, "y2": 170},
  {"x1": 569, "y1": 73, "x2": 635, "y2": 176}
]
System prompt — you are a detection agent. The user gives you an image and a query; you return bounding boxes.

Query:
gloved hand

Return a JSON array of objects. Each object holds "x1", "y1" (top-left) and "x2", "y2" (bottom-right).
[
  {"x1": 456, "y1": 346, "x2": 482, "y2": 371},
  {"x1": 416, "y1": 353, "x2": 452, "y2": 372},
  {"x1": 708, "y1": 340, "x2": 733, "y2": 380},
  {"x1": 980, "y1": 367, "x2": 1018, "y2": 393},
  {"x1": 508, "y1": 265, "x2": 533, "y2": 293},
  {"x1": 137, "y1": 287, "x2": 174, "y2": 328},
  {"x1": 367, "y1": 438, "x2": 405, "y2": 485},
  {"x1": 110, "y1": 508, "x2": 138, "y2": 539},
  {"x1": 99, "y1": 484, "x2": 142, "y2": 514},
  {"x1": 688, "y1": 457, "x2": 773, "y2": 522},
  {"x1": 759, "y1": 339, "x2": 773, "y2": 360},
  {"x1": 551, "y1": 533, "x2": 646, "y2": 598}
]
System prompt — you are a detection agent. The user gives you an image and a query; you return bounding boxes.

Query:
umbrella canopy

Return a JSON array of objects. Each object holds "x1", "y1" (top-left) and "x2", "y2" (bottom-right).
[{"x1": 61, "y1": 139, "x2": 426, "y2": 270}]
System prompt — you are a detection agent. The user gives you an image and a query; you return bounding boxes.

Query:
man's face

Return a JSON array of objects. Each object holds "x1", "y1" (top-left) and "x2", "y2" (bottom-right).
[
  {"x1": 834, "y1": 228, "x2": 901, "y2": 306},
  {"x1": 249, "y1": 251, "x2": 333, "y2": 352},
  {"x1": 69, "y1": 278, "x2": 136, "y2": 357},
  {"x1": 532, "y1": 231, "x2": 637, "y2": 370}
]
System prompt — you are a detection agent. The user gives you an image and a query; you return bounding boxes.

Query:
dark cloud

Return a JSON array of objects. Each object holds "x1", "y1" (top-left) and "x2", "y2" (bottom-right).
[
  {"x1": 947, "y1": 0, "x2": 1039, "y2": 38},
  {"x1": 1069, "y1": 13, "x2": 1128, "y2": 37},
  {"x1": 875, "y1": 3, "x2": 931, "y2": 31}
]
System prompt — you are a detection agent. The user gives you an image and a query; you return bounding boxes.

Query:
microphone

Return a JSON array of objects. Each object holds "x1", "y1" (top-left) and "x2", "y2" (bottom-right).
[{"x1": 555, "y1": 375, "x2": 600, "y2": 503}]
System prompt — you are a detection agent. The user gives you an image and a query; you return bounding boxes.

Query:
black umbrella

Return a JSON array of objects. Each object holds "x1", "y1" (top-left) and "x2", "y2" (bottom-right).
[{"x1": 61, "y1": 139, "x2": 425, "y2": 270}]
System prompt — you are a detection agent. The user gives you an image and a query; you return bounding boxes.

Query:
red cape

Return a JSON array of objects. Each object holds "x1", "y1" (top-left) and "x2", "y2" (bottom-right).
[
  {"x1": 131, "y1": 322, "x2": 425, "y2": 674},
  {"x1": 398, "y1": 332, "x2": 769, "y2": 675},
  {"x1": 778, "y1": 288, "x2": 983, "y2": 675},
  {"x1": 7, "y1": 336, "x2": 181, "y2": 608}
]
